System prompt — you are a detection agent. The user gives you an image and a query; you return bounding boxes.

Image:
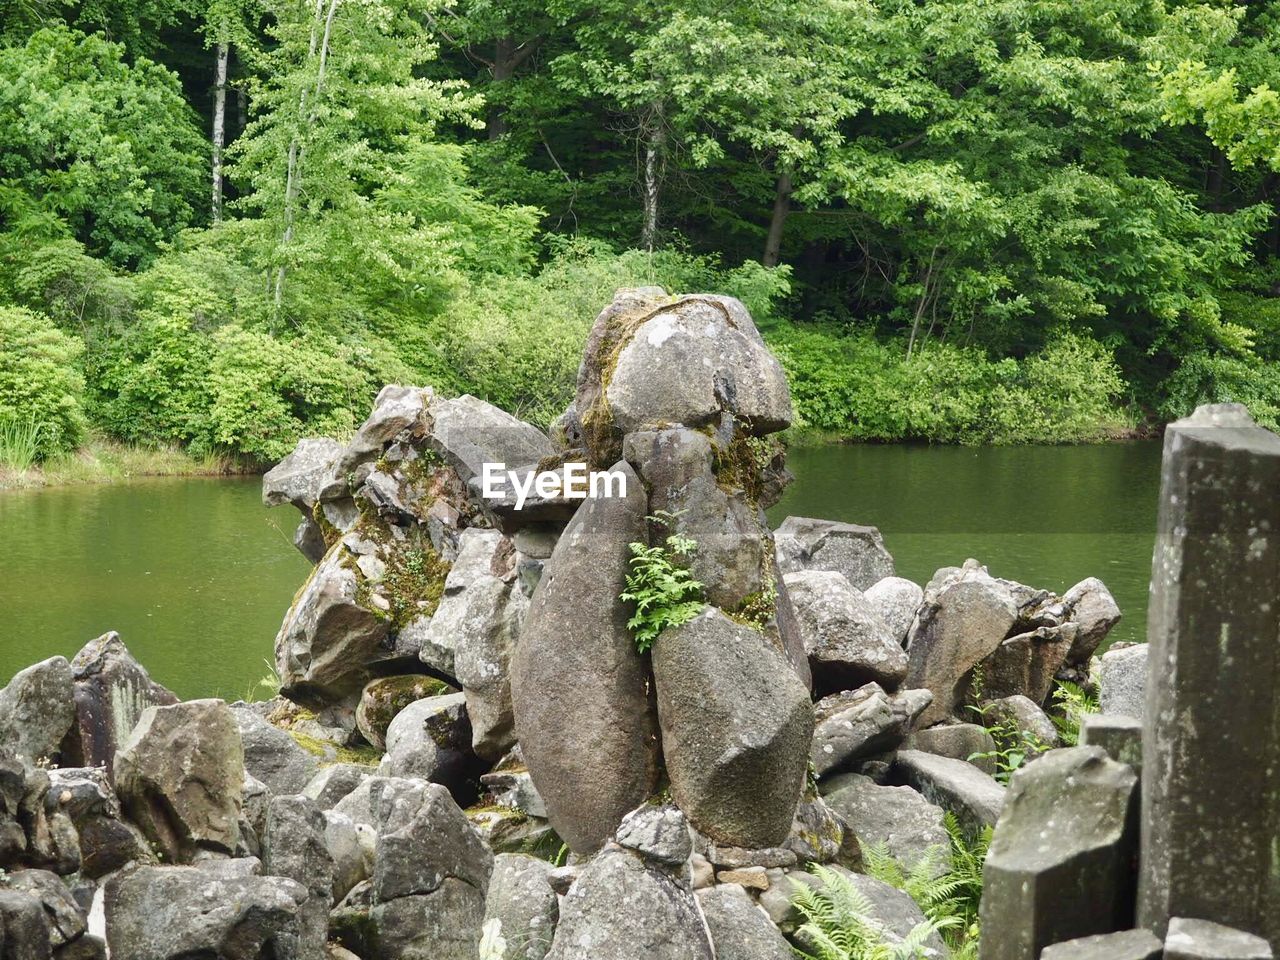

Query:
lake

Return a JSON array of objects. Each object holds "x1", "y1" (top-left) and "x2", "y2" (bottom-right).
[{"x1": 0, "y1": 442, "x2": 1162, "y2": 698}]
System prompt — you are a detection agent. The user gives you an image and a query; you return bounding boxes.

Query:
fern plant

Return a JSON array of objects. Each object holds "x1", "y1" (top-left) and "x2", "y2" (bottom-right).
[
  {"x1": 620, "y1": 512, "x2": 706, "y2": 653},
  {"x1": 859, "y1": 812, "x2": 989, "y2": 959},
  {"x1": 791, "y1": 864, "x2": 957, "y2": 960},
  {"x1": 1049, "y1": 681, "x2": 1098, "y2": 746}
]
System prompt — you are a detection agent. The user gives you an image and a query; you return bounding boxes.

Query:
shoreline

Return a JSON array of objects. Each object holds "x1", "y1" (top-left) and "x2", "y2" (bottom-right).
[{"x1": 0, "y1": 435, "x2": 256, "y2": 492}]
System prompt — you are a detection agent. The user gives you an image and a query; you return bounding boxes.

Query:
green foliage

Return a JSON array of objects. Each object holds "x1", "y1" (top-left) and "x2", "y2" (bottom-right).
[
  {"x1": 791, "y1": 863, "x2": 958, "y2": 960},
  {"x1": 0, "y1": 26, "x2": 206, "y2": 267},
  {"x1": 0, "y1": 416, "x2": 43, "y2": 472},
  {"x1": 771, "y1": 324, "x2": 1129, "y2": 444},
  {"x1": 0, "y1": 305, "x2": 86, "y2": 458},
  {"x1": 621, "y1": 512, "x2": 706, "y2": 653},
  {"x1": 1049, "y1": 681, "x2": 1100, "y2": 747},
  {"x1": 966, "y1": 704, "x2": 1054, "y2": 786},
  {"x1": 861, "y1": 812, "x2": 990, "y2": 959}
]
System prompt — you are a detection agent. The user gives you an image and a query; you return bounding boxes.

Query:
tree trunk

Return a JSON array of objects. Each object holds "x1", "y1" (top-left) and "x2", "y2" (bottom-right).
[
  {"x1": 211, "y1": 42, "x2": 229, "y2": 223},
  {"x1": 275, "y1": 0, "x2": 341, "y2": 311},
  {"x1": 488, "y1": 37, "x2": 513, "y2": 140},
  {"x1": 762, "y1": 171, "x2": 792, "y2": 267},
  {"x1": 641, "y1": 104, "x2": 664, "y2": 253}
]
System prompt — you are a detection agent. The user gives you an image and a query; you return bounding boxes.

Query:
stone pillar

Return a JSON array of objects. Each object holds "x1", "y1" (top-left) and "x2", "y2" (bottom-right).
[{"x1": 1137, "y1": 404, "x2": 1280, "y2": 946}]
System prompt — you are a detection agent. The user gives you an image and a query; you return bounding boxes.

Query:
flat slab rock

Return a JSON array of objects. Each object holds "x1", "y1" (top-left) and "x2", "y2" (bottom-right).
[
  {"x1": 889, "y1": 749, "x2": 1005, "y2": 834},
  {"x1": 1040, "y1": 929, "x2": 1164, "y2": 960},
  {"x1": 822, "y1": 774, "x2": 951, "y2": 877},
  {"x1": 1164, "y1": 918, "x2": 1274, "y2": 960}
]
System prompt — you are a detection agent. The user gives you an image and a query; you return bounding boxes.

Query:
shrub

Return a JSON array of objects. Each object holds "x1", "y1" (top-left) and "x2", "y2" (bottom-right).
[
  {"x1": 1158, "y1": 351, "x2": 1280, "y2": 431},
  {"x1": 0, "y1": 305, "x2": 86, "y2": 458}
]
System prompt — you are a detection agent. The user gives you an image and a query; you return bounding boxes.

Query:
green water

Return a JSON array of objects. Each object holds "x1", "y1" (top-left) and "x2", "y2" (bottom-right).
[{"x1": 0, "y1": 442, "x2": 1162, "y2": 698}]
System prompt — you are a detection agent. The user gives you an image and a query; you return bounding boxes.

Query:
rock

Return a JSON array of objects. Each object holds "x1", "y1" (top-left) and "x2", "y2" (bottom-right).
[
  {"x1": 716, "y1": 866, "x2": 768, "y2": 890},
  {"x1": 479, "y1": 747, "x2": 547, "y2": 818},
  {"x1": 370, "y1": 777, "x2": 493, "y2": 903},
  {"x1": 695, "y1": 883, "x2": 792, "y2": 960},
  {"x1": 980, "y1": 624, "x2": 1076, "y2": 704},
  {"x1": 1062, "y1": 577, "x2": 1122, "y2": 665},
  {"x1": 428, "y1": 529, "x2": 528, "y2": 758},
  {"x1": 3, "y1": 870, "x2": 86, "y2": 948},
  {"x1": 484, "y1": 854, "x2": 559, "y2": 960},
  {"x1": 785, "y1": 785, "x2": 846, "y2": 866},
  {"x1": 1080, "y1": 714, "x2": 1142, "y2": 773},
  {"x1": 1040, "y1": 930, "x2": 1164, "y2": 960},
  {"x1": 616, "y1": 804, "x2": 692, "y2": 866},
  {"x1": 889, "y1": 750, "x2": 1005, "y2": 834},
  {"x1": 704, "y1": 844, "x2": 797, "y2": 870},
  {"x1": 294, "y1": 516, "x2": 328, "y2": 563},
  {"x1": 302, "y1": 763, "x2": 371, "y2": 810},
  {"x1": 1098, "y1": 644, "x2": 1147, "y2": 720},
  {"x1": 905, "y1": 569, "x2": 1018, "y2": 727},
  {"x1": 104, "y1": 865, "x2": 307, "y2": 959},
  {"x1": 323, "y1": 810, "x2": 372, "y2": 904},
  {"x1": 578, "y1": 293, "x2": 791, "y2": 447},
  {"x1": 690, "y1": 855, "x2": 714, "y2": 889},
  {"x1": 811, "y1": 683, "x2": 927, "y2": 778},
  {"x1": 1164, "y1": 918, "x2": 1274, "y2": 960},
  {"x1": 229, "y1": 704, "x2": 320, "y2": 796},
  {"x1": 774, "y1": 516, "x2": 895, "y2": 590},
  {"x1": 1137, "y1": 405, "x2": 1280, "y2": 945},
  {"x1": 904, "y1": 723, "x2": 1000, "y2": 776},
  {"x1": 0, "y1": 886, "x2": 51, "y2": 958},
  {"x1": 379, "y1": 693, "x2": 484, "y2": 802},
  {"x1": 623, "y1": 428, "x2": 775, "y2": 611},
  {"x1": 823, "y1": 774, "x2": 951, "y2": 877},
  {"x1": 273, "y1": 543, "x2": 391, "y2": 704},
  {"x1": 980, "y1": 747, "x2": 1138, "y2": 960},
  {"x1": 784, "y1": 571, "x2": 908, "y2": 694},
  {"x1": 864, "y1": 576, "x2": 924, "y2": 647},
  {"x1": 653, "y1": 609, "x2": 813, "y2": 848},
  {"x1": 263, "y1": 795, "x2": 333, "y2": 959},
  {"x1": 46, "y1": 767, "x2": 148, "y2": 878},
  {"x1": 425, "y1": 393, "x2": 554, "y2": 484},
  {"x1": 0, "y1": 656, "x2": 74, "y2": 765},
  {"x1": 357, "y1": 675, "x2": 455, "y2": 751},
  {"x1": 263, "y1": 437, "x2": 344, "y2": 511},
  {"x1": 337, "y1": 384, "x2": 432, "y2": 475},
  {"x1": 63, "y1": 632, "x2": 178, "y2": 771},
  {"x1": 368, "y1": 778, "x2": 493, "y2": 960},
  {"x1": 510, "y1": 461, "x2": 659, "y2": 854},
  {"x1": 983, "y1": 695, "x2": 1059, "y2": 751},
  {"x1": 546, "y1": 847, "x2": 713, "y2": 960},
  {"x1": 370, "y1": 880, "x2": 488, "y2": 960},
  {"x1": 113, "y1": 699, "x2": 243, "y2": 863}
]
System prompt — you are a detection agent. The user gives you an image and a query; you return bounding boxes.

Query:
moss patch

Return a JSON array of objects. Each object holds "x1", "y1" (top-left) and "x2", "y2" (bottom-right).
[{"x1": 288, "y1": 730, "x2": 381, "y2": 767}]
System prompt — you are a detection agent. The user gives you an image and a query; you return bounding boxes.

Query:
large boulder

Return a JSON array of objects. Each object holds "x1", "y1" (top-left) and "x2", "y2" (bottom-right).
[
  {"x1": 864, "y1": 576, "x2": 924, "y2": 647},
  {"x1": 774, "y1": 516, "x2": 895, "y2": 591},
  {"x1": 810, "y1": 684, "x2": 930, "y2": 778},
  {"x1": 1061, "y1": 577, "x2": 1122, "y2": 665},
  {"x1": 113, "y1": 699, "x2": 244, "y2": 863},
  {"x1": 262, "y1": 795, "x2": 333, "y2": 959},
  {"x1": 980, "y1": 624, "x2": 1076, "y2": 704},
  {"x1": 823, "y1": 774, "x2": 951, "y2": 877},
  {"x1": 425, "y1": 528, "x2": 527, "y2": 758},
  {"x1": 356, "y1": 674, "x2": 455, "y2": 751},
  {"x1": 425, "y1": 393, "x2": 554, "y2": 485},
  {"x1": 653, "y1": 608, "x2": 813, "y2": 848},
  {"x1": 889, "y1": 750, "x2": 1006, "y2": 834},
  {"x1": 510, "y1": 461, "x2": 659, "y2": 854},
  {"x1": 105, "y1": 865, "x2": 307, "y2": 959},
  {"x1": 2, "y1": 869, "x2": 87, "y2": 952},
  {"x1": 980, "y1": 747, "x2": 1138, "y2": 960},
  {"x1": 484, "y1": 854, "x2": 560, "y2": 960},
  {"x1": 546, "y1": 847, "x2": 713, "y2": 960},
  {"x1": 696, "y1": 883, "x2": 792, "y2": 960},
  {"x1": 273, "y1": 540, "x2": 393, "y2": 705},
  {"x1": 905, "y1": 566, "x2": 1018, "y2": 727},
  {"x1": 1041, "y1": 930, "x2": 1164, "y2": 960},
  {"x1": 379, "y1": 693, "x2": 485, "y2": 802},
  {"x1": 262, "y1": 437, "x2": 343, "y2": 512},
  {"x1": 904, "y1": 722, "x2": 1000, "y2": 776},
  {"x1": 785, "y1": 571, "x2": 907, "y2": 694},
  {"x1": 1163, "y1": 918, "x2": 1274, "y2": 960},
  {"x1": 570, "y1": 293, "x2": 791, "y2": 458},
  {"x1": 62, "y1": 632, "x2": 178, "y2": 771},
  {"x1": 0, "y1": 657, "x2": 74, "y2": 766},
  {"x1": 1098, "y1": 644, "x2": 1147, "y2": 720},
  {"x1": 46, "y1": 767, "x2": 149, "y2": 879},
  {"x1": 229, "y1": 704, "x2": 321, "y2": 797}
]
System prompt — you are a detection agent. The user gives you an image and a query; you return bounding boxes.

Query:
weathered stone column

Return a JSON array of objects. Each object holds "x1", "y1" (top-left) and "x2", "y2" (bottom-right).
[{"x1": 1138, "y1": 404, "x2": 1280, "y2": 946}]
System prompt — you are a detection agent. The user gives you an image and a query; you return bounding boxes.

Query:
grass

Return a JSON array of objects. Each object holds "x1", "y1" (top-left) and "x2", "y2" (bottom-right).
[
  {"x1": 0, "y1": 433, "x2": 250, "y2": 491},
  {"x1": 0, "y1": 418, "x2": 42, "y2": 472}
]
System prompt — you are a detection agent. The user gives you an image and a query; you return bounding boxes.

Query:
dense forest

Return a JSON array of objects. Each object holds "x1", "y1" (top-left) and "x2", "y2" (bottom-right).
[{"x1": 2, "y1": 0, "x2": 1279, "y2": 465}]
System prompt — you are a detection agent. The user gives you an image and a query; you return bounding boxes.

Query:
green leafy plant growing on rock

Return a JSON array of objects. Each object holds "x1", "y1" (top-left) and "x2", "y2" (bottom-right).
[
  {"x1": 621, "y1": 511, "x2": 706, "y2": 653},
  {"x1": 791, "y1": 863, "x2": 957, "y2": 960},
  {"x1": 860, "y1": 812, "x2": 990, "y2": 960},
  {"x1": 1049, "y1": 681, "x2": 1099, "y2": 747},
  {"x1": 966, "y1": 702, "x2": 1053, "y2": 786}
]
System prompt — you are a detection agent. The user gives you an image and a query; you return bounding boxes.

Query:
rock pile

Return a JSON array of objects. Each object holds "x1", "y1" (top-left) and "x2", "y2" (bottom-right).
[{"x1": 15, "y1": 293, "x2": 1272, "y2": 960}]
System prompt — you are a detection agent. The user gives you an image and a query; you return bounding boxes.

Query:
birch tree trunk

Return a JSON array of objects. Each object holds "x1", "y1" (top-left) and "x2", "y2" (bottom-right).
[
  {"x1": 211, "y1": 42, "x2": 229, "y2": 223},
  {"x1": 640, "y1": 103, "x2": 664, "y2": 253}
]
